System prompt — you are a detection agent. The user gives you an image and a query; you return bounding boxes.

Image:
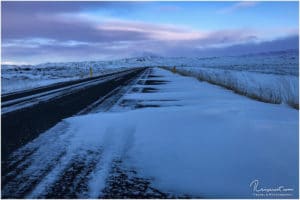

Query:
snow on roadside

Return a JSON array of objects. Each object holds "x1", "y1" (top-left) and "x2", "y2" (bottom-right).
[
  {"x1": 57, "y1": 68, "x2": 298, "y2": 198},
  {"x1": 166, "y1": 66, "x2": 299, "y2": 108},
  {"x1": 64, "y1": 103, "x2": 298, "y2": 198}
]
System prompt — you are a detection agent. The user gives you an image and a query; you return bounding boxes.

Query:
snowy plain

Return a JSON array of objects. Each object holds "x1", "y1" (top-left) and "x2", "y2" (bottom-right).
[
  {"x1": 1, "y1": 64, "x2": 128, "y2": 94},
  {"x1": 2, "y1": 49, "x2": 298, "y2": 99},
  {"x1": 4, "y1": 68, "x2": 298, "y2": 198}
]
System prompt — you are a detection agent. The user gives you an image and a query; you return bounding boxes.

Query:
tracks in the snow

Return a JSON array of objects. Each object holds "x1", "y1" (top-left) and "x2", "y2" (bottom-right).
[
  {"x1": 43, "y1": 150, "x2": 102, "y2": 199},
  {"x1": 1, "y1": 67, "x2": 187, "y2": 198},
  {"x1": 1, "y1": 67, "x2": 151, "y2": 198}
]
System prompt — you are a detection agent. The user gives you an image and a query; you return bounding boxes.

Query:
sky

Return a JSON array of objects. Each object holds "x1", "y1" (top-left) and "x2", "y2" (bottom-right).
[{"x1": 1, "y1": 1, "x2": 299, "y2": 65}]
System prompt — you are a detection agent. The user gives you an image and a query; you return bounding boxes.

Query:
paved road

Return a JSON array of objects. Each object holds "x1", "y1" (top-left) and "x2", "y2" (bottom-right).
[
  {"x1": 1, "y1": 67, "x2": 187, "y2": 198},
  {"x1": 1, "y1": 68, "x2": 145, "y2": 161}
]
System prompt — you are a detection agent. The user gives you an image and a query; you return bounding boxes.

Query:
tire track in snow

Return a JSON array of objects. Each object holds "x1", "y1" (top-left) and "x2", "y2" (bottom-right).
[
  {"x1": 100, "y1": 68, "x2": 179, "y2": 197},
  {"x1": 2, "y1": 68, "x2": 176, "y2": 198},
  {"x1": 2, "y1": 151, "x2": 67, "y2": 198},
  {"x1": 1, "y1": 122, "x2": 72, "y2": 198},
  {"x1": 102, "y1": 159, "x2": 169, "y2": 198},
  {"x1": 43, "y1": 149, "x2": 102, "y2": 198}
]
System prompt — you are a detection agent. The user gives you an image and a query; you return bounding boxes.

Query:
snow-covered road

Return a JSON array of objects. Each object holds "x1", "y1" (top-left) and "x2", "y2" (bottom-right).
[{"x1": 2, "y1": 68, "x2": 298, "y2": 198}]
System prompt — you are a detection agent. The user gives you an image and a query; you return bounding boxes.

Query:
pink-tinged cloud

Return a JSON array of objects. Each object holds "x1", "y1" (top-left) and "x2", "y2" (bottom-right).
[
  {"x1": 2, "y1": 1, "x2": 298, "y2": 64},
  {"x1": 2, "y1": 34, "x2": 298, "y2": 64},
  {"x1": 96, "y1": 20, "x2": 206, "y2": 41},
  {"x1": 2, "y1": 8, "x2": 261, "y2": 47}
]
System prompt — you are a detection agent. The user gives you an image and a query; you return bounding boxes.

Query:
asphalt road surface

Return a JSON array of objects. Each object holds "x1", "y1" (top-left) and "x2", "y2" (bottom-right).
[{"x1": 1, "y1": 68, "x2": 145, "y2": 160}]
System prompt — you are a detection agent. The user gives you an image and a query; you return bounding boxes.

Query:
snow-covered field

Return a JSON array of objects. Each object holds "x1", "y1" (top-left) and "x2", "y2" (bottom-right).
[
  {"x1": 166, "y1": 66, "x2": 298, "y2": 108},
  {"x1": 160, "y1": 49, "x2": 299, "y2": 108},
  {"x1": 165, "y1": 49, "x2": 298, "y2": 76},
  {"x1": 2, "y1": 49, "x2": 298, "y2": 99},
  {"x1": 1, "y1": 64, "x2": 128, "y2": 94},
  {"x1": 4, "y1": 68, "x2": 298, "y2": 198}
]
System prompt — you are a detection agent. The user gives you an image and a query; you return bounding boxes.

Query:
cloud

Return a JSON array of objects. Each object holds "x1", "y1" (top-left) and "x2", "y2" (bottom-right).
[
  {"x1": 2, "y1": 21, "x2": 261, "y2": 61},
  {"x1": 191, "y1": 35, "x2": 299, "y2": 57},
  {"x1": 95, "y1": 19, "x2": 207, "y2": 41},
  {"x1": 2, "y1": 1, "x2": 298, "y2": 64},
  {"x1": 2, "y1": 9, "x2": 259, "y2": 46},
  {"x1": 2, "y1": 12, "x2": 152, "y2": 43},
  {"x1": 2, "y1": 33, "x2": 298, "y2": 64},
  {"x1": 2, "y1": 41, "x2": 132, "y2": 64},
  {"x1": 1, "y1": 1, "x2": 137, "y2": 14},
  {"x1": 218, "y1": 2, "x2": 258, "y2": 14}
]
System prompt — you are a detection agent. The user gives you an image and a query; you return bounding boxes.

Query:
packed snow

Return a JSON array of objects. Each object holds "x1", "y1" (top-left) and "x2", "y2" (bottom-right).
[{"x1": 4, "y1": 68, "x2": 298, "y2": 198}]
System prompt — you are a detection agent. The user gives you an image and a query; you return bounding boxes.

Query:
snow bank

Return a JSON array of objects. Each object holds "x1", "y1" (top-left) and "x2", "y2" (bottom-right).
[{"x1": 166, "y1": 66, "x2": 299, "y2": 109}]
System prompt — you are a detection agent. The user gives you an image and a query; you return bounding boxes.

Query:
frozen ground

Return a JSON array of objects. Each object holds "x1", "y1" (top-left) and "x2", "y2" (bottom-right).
[{"x1": 2, "y1": 68, "x2": 298, "y2": 198}]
